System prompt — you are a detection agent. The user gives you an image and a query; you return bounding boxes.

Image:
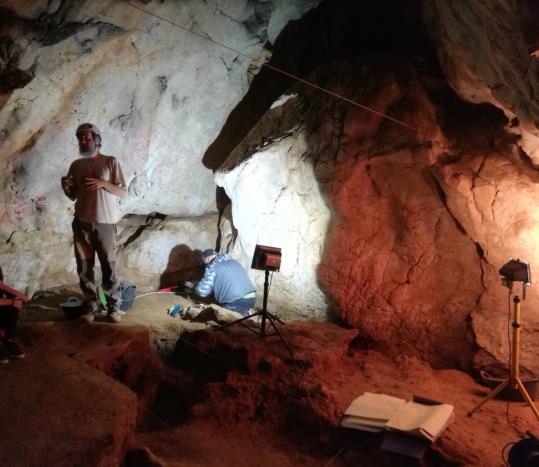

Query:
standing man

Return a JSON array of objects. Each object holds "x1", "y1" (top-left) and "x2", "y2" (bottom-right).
[
  {"x1": 61, "y1": 123, "x2": 127, "y2": 323},
  {"x1": 191, "y1": 249, "x2": 256, "y2": 316}
]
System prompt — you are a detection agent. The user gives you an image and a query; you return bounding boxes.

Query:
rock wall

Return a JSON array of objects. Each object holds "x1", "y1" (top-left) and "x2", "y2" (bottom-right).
[
  {"x1": 216, "y1": 49, "x2": 539, "y2": 371},
  {"x1": 2, "y1": 0, "x2": 539, "y2": 372},
  {"x1": 214, "y1": 1, "x2": 539, "y2": 371},
  {"x1": 0, "y1": 0, "x2": 320, "y2": 293},
  {"x1": 436, "y1": 149, "x2": 539, "y2": 374},
  {"x1": 218, "y1": 60, "x2": 483, "y2": 368},
  {"x1": 422, "y1": 0, "x2": 539, "y2": 163},
  {"x1": 421, "y1": 0, "x2": 539, "y2": 371},
  {"x1": 216, "y1": 96, "x2": 330, "y2": 319},
  {"x1": 117, "y1": 213, "x2": 219, "y2": 291}
]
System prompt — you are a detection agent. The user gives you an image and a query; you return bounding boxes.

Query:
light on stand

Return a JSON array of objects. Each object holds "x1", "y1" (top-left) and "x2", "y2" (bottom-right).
[
  {"x1": 251, "y1": 244, "x2": 282, "y2": 272},
  {"x1": 468, "y1": 258, "x2": 539, "y2": 420},
  {"x1": 500, "y1": 258, "x2": 532, "y2": 298},
  {"x1": 219, "y1": 245, "x2": 293, "y2": 356},
  {"x1": 251, "y1": 244, "x2": 282, "y2": 337}
]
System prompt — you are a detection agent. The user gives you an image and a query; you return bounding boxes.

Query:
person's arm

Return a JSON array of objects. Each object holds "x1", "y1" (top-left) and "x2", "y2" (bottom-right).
[
  {"x1": 84, "y1": 157, "x2": 127, "y2": 198},
  {"x1": 0, "y1": 281, "x2": 28, "y2": 310},
  {"x1": 84, "y1": 178, "x2": 127, "y2": 197},
  {"x1": 194, "y1": 266, "x2": 216, "y2": 298},
  {"x1": 0, "y1": 297, "x2": 25, "y2": 309},
  {"x1": 61, "y1": 169, "x2": 77, "y2": 200}
]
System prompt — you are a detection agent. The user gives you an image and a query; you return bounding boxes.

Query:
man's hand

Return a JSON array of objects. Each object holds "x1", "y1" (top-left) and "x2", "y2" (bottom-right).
[
  {"x1": 61, "y1": 175, "x2": 74, "y2": 194},
  {"x1": 61, "y1": 174, "x2": 76, "y2": 200},
  {"x1": 84, "y1": 177, "x2": 127, "y2": 197},
  {"x1": 84, "y1": 177, "x2": 106, "y2": 191}
]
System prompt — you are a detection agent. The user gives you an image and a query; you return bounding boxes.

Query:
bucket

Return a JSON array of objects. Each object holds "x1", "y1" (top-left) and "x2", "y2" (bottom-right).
[
  {"x1": 119, "y1": 281, "x2": 136, "y2": 312},
  {"x1": 61, "y1": 297, "x2": 83, "y2": 319}
]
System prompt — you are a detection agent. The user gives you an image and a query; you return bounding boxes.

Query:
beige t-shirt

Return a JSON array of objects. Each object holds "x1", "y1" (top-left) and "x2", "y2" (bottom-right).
[{"x1": 67, "y1": 154, "x2": 126, "y2": 224}]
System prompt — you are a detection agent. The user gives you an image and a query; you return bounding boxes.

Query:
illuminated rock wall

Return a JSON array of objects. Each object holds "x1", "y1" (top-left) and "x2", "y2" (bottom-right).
[
  {"x1": 221, "y1": 62, "x2": 483, "y2": 368},
  {"x1": 217, "y1": 2, "x2": 539, "y2": 371},
  {"x1": 0, "y1": 0, "x2": 320, "y2": 293},
  {"x1": 215, "y1": 97, "x2": 331, "y2": 319},
  {"x1": 436, "y1": 149, "x2": 539, "y2": 374},
  {"x1": 422, "y1": 0, "x2": 539, "y2": 371},
  {"x1": 2, "y1": 0, "x2": 539, "y2": 372},
  {"x1": 216, "y1": 49, "x2": 539, "y2": 371}
]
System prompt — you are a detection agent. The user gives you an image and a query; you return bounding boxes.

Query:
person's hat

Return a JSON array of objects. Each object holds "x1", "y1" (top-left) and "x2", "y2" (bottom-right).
[
  {"x1": 202, "y1": 248, "x2": 216, "y2": 260},
  {"x1": 76, "y1": 122, "x2": 101, "y2": 136}
]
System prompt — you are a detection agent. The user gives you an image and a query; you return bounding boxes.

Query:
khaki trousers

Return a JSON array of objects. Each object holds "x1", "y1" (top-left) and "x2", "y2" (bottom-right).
[{"x1": 72, "y1": 217, "x2": 120, "y2": 309}]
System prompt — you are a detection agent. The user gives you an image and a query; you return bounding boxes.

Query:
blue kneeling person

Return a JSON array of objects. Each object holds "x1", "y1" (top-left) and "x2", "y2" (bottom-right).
[{"x1": 194, "y1": 249, "x2": 256, "y2": 316}]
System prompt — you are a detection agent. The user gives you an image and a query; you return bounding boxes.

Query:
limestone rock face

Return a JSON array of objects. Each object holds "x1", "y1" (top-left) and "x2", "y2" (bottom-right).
[
  {"x1": 305, "y1": 61, "x2": 484, "y2": 369},
  {"x1": 216, "y1": 98, "x2": 330, "y2": 319},
  {"x1": 435, "y1": 151, "x2": 539, "y2": 374},
  {"x1": 3, "y1": 0, "x2": 539, "y2": 374},
  {"x1": 117, "y1": 214, "x2": 218, "y2": 291},
  {"x1": 317, "y1": 150, "x2": 482, "y2": 369},
  {"x1": 223, "y1": 52, "x2": 539, "y2": 372},
  {"x1": 419, "y1": 0, "x2": 539, "y2": 372},
  {"x1": 216, "y1": 60, "x2": 482, "y2": 368},
  {"x1": 0, "y1": 0, "x2": 320, "y2": 293},
  {"x1": 422, "y1": 0, "x2": 539, "y2": 163}
]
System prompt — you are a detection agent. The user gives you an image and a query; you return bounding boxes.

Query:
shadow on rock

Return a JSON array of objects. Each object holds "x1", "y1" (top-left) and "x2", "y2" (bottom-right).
[{"x1": 159, "y1": 244, "x2": 203, "y2": 289}]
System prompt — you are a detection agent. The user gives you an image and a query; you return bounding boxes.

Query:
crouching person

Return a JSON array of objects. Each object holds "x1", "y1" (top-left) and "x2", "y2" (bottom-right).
[
  {"x1": 192, "y1": 249, "x2": 256, "y2": 316},
  {"x1": 0, "y1": 267, "x2": 27, "y2": 363}
]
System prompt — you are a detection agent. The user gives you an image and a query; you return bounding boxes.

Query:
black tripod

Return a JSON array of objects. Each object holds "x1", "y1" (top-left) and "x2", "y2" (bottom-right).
[{"x1": 218, "y1": 269, "x2": 293, "y2": 356}]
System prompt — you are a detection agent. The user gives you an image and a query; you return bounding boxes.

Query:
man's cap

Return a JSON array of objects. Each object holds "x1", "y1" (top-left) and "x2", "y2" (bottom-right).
[
  {"x1": 76, "y1": 123, "x2": 101, "y2": 136},
  {"x1": 202, "y1": 248, "x2": 217, "y2": 260}
]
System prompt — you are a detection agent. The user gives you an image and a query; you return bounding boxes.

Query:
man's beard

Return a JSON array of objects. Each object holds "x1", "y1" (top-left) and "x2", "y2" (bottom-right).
[{"x1": 79, "y1": 147, "x2": 98, "y2": 158}]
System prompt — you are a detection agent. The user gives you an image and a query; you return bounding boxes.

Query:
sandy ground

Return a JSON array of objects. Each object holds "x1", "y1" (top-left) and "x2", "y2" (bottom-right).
[
  {"x1": 21, "y1": 285, "x2": 229, "y2": 356},
  {"x1": 4, "y1": 290, "x2": 355, "y2": 466},
  {"x1": 7, "y1": 286, "x2": 538, "y2": 467}
]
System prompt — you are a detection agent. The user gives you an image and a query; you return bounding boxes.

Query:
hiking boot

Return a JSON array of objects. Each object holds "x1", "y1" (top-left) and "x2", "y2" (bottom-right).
[
  {"x1": 80, "y1": 301, "x2": 98, "y2": 324},
  {"x1": 0, "y1": 344, "x2": 8, "y2": 364},
  {"x1": 4, "y1": 339, "x2": 25, "y2": 359},
  {"x1": 107, "y1": 310, "x2": 122, "y2": 323}
]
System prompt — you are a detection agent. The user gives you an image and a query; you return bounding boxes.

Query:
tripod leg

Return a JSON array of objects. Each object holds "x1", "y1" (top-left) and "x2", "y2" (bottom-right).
[
  {"x1": 267, "y1": 318, "x2": 294, "y2": 357},
  {"x1": 265, "y1": 311, "x2": 285, "y2": 325},
  {"x1": 260, "y1": 269, "x2": 270, "y2": 336},
  {"x1": 217, "y1": 313, "x2": 255, "y2": 330},
  {"x1": 515, "y1": 377, "x2": 539, "y2": 420},
  {"x1": 468, "y1": 378, "x2": 509, "y2": 417}
]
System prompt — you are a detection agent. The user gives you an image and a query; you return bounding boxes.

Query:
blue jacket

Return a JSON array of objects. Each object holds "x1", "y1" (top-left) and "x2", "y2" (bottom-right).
[{"x1": 195, "y1": 253, "x2": 255, "y2": 305}]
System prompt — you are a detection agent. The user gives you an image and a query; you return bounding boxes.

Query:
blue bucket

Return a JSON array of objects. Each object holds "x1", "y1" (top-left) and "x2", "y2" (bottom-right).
[{"x1": 119, "y1": 281, "x2": 136, "y2": 312}]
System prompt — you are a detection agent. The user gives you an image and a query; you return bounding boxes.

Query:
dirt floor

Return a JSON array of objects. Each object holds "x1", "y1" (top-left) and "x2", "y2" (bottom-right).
[{"x1": 0, "y1": 287, "x2": 536, "y2": 466}]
